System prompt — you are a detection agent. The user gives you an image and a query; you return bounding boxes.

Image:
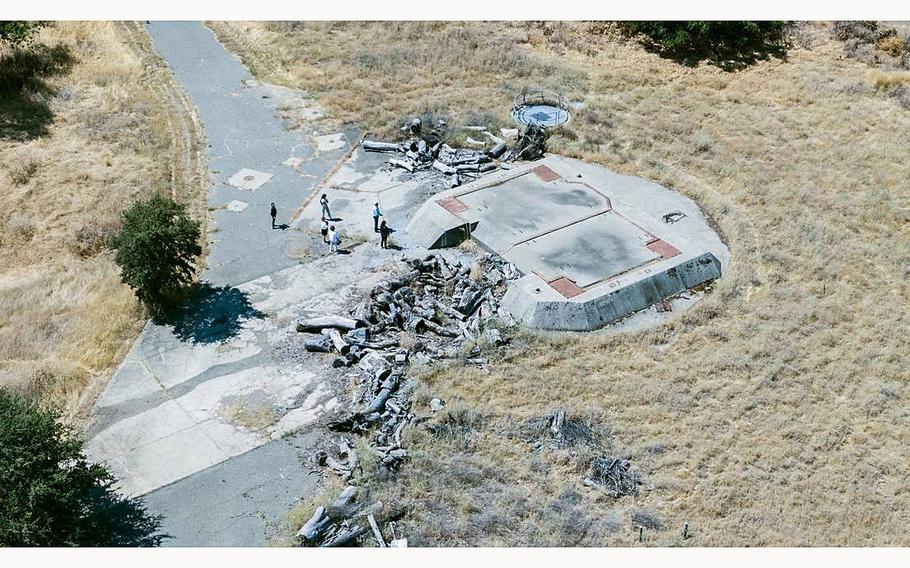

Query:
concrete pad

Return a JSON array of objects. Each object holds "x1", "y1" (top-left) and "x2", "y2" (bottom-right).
[
  {"x1": 313, "y1": 132, "x2": 346, "y2": 152},
  {"x1": 115, "y1": 420, "x2": 258, "y2": 496},
  {"x1": 144, "y1": 430, "x2": 321, "y2": 547},
  {"x1": 407, "y1": 155, "x2": 729, "y2": 330},
  {"x1": 88, "y1": 399, "x2": 197, "y2": 459},
  {"x1": 503, "y1": 212, "x2": 660, "y2": 287},
  {"x1": 225, "y1": 200, "x2": 249, "y2": 212},
  {"x1": 227, "y1": 168, "x2": 273, "y2": 191},
  {"x1": 93, "y1": 338, "x2": 163, "y2": 408},
  {"x1": 458, "y1": 174, "x2": 609, "y2": 252}
]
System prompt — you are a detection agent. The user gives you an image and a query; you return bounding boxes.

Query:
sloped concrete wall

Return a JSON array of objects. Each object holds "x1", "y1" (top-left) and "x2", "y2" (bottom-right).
[{"x1": 502, "y1": 252, "x2": 722, "y2": 331}]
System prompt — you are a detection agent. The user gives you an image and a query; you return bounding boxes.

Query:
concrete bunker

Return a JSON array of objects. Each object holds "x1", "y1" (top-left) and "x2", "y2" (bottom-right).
[{"x1": 406, "y1": 155, "x2": 728, "y2": 331}]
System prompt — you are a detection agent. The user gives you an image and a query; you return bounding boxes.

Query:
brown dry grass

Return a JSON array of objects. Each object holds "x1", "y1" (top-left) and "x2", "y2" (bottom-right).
[
  {"x1": 0, "y1": 22, "x2": 206, "y2": 424},
  {"x1": 214, "y1": 21, "x2": 910, "y2": 546}
]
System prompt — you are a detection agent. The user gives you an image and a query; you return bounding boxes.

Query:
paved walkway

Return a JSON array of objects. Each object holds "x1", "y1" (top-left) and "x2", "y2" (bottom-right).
[{"x1": 84, "y1": 22, "x2": 376, "y2": 546}]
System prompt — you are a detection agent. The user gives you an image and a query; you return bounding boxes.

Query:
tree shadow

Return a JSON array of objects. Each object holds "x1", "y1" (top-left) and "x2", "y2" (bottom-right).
[
  {"x1": 0, "y1": 42, "x2": 75, "y2": 141},
  {"x1": 79, "y1": 480, "x2": 170, "y2": 547},
  {"x1": 627, "y1": 22, "x2": 790, "y2": 71},
  {"x1": 155, "y1": 282, "x2": 265, "y2": 345},
  {"x1": 654, "y1": 41, "x2": 789, "y2": 71}
]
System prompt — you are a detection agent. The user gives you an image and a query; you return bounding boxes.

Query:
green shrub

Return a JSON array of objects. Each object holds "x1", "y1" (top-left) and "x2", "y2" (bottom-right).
[
  {"x1": 110, "y1": 193, "x2": 201, "y2": 316},
  {"x1": 0, "y1": 21, "x2": 45, "y2": 47},
  {"x1": 0, "y1": 388, "x2": 163, "y2": 545}
]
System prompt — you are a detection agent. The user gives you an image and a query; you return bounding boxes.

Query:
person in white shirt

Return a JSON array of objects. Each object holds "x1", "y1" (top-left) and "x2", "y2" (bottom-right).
[{"x1": 328, "y1": 225, "x2": 340, "y2": 253}]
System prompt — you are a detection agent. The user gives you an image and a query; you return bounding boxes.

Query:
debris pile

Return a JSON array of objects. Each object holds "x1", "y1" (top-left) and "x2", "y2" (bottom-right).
[
  {"x1": 525, "y1": 410, "x2": 647, "y2": 499},
  {"x1": 296, "y1": 485, "x2": 407, "y2": 548},
  {"x1": 362, "y1": 117, "x2": 550, "y2": 188},
  {"x1": 584, "y1": 457, "x2": 643, "y2": 498},
  {"x1": 298, "y1": 253, "x2": 519, "y2": 369},
  {"x1": 294, "y1": 252, "x2": 520, "y2": 546}
]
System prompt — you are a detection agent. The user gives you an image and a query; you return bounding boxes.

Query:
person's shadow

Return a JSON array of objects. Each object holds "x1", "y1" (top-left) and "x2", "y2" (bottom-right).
[
  {"x1": 155, "y1": 283, "x2": 264, "y2": 345},
  {"x1": 273, "y1": 223, "x2": 289, "y2": 230}
]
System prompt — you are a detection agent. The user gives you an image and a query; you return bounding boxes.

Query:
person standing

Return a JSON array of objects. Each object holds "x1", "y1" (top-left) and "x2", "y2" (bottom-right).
[
  {"x1": 320, "y1": 217, "x2": 329, "y2": 243},
  {"x1": 372, "y1": 202, "x2": 382, "y2": 233},
  {"x1": 270, "y1": 202, "x2": 277, "y2": 229},
  {"x1": 379, "y1": 219, "x2": 391, "y2": 249},
  {"x1": 328, "y1": 225, "x2": 340, "y2": 253},
  {"x1": 320, "y1": 194, "x2": 331, "y2": 220}
]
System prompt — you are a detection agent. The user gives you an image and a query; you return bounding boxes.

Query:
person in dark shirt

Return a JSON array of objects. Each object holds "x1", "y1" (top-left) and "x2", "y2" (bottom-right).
[
  {"x1": 270, "y1": 202, "x2": 277, "y2": 229},
  {"x1": 379, "y1": 220, "x2": 391, "y2": 249},
  {"x1": 320, "y1": 194, "x2": 331, "y2": 220}
]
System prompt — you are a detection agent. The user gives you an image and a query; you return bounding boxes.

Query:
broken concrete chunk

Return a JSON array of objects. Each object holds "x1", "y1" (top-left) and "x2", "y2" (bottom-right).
[
  {"x1": 362, "y1": 140, "x2": 403, "y2": 153},
  {"x1": 389, "y1": 158, "x2": 415, "y2": 173},
  {"x1": 297, "y1": 316, "x2": 364, "y2": 333},
  {"x1": 344, "y1": 327, "x2": 370, "y2": 345},
  {"x1": 357, "y1": 351, "x2": 392, "y2": 374},
  {"x1": 482, "y1": 328, "x2": 504, "y2": 346},
  {"x1": 432, "y1": 160, "x2": 456, "y2": 175},
  {"x1": 486, "y1": 142, "x2": 507, "y2": 159},
  {"x1": 303, "y1": 335, "x2": 333, "y2": 353}
]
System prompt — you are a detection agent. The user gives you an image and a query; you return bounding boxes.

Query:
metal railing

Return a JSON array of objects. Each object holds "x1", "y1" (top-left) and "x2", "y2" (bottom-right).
[{"x1": 511, "y1": 88, "x2": 571, "y2": 128}]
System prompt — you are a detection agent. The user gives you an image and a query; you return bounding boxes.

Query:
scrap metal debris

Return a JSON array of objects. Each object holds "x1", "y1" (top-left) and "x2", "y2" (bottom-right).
[
  {"x1": 361, "y1": 117, "x2": 550, "y2": 189},
  {"x1": 662, "y1": 210, "x2": 687, "y2": 224}
]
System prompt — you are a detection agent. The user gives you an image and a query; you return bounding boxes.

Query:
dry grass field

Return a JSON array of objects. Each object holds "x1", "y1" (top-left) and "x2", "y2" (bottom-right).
[
  {"x1": 0, "y1": 22, "x2": 206, "y2": 423},
  {"x1": 219, "y1": 21, "x2": 909, "y2": 546}
]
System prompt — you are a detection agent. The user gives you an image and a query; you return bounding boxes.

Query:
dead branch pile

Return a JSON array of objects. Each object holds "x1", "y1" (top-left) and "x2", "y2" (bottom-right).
[
  {"x1": 584, "y1": 457, "x2": 642, "y2": 498},
  {"x1": 295, "y1": 252, "x2": 519, "y2": 546},
  {"x1": 362, "y1": 117, "x2": 549, "y2": 188},
  {"x1": 526, "y1": 410, "x2": 646, "y2": 499}
]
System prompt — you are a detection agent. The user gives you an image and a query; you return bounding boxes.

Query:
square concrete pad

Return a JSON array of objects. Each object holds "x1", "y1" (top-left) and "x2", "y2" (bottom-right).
[
  {"x1": 504, "y1": 212, "x2": 661, "y2": 287},
  {"x1": 458, "y1": 173, "x2": 609, "y2": 252},
  {"x1": 227, "y1": 168, "x2": 273, "y2": 191},
  {"x1": 225, "y1": 200, "x2": 249, "y2": 212}
]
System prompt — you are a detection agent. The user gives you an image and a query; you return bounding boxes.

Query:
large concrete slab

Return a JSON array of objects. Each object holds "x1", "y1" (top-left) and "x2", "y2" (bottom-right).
[
  {"x1": 144, "y1": 430, "x2": 320, "y2": 547},
  {"x1": 406, "y1": 155, "x2": 730, "y2": 330},
  {"x1": 504, "y1": 212, "x2": 660, "y2": 287},
  {"x1": 458, "y1": 173, "x2": 608, "y2": 251}
]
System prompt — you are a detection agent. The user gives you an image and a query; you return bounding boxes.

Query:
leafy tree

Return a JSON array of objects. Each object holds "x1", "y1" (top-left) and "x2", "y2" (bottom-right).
[
  {"x1": 0, "y1": 21, "x2": 45, "y2": 46},
  {"x1": 0, "y1": 388, "x2": 164, "y2": 546},
  {"x1": 621, "y1": 21, "x2": 790, "y2": 69},
  {"x1": 110, "y1": 193, "x2": 202, "y2": 316}
]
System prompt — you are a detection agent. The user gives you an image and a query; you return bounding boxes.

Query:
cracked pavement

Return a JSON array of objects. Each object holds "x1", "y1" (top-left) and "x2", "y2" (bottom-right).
[{"x1": 84, "y1": 22, "x2": 394, "y2": 546}]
